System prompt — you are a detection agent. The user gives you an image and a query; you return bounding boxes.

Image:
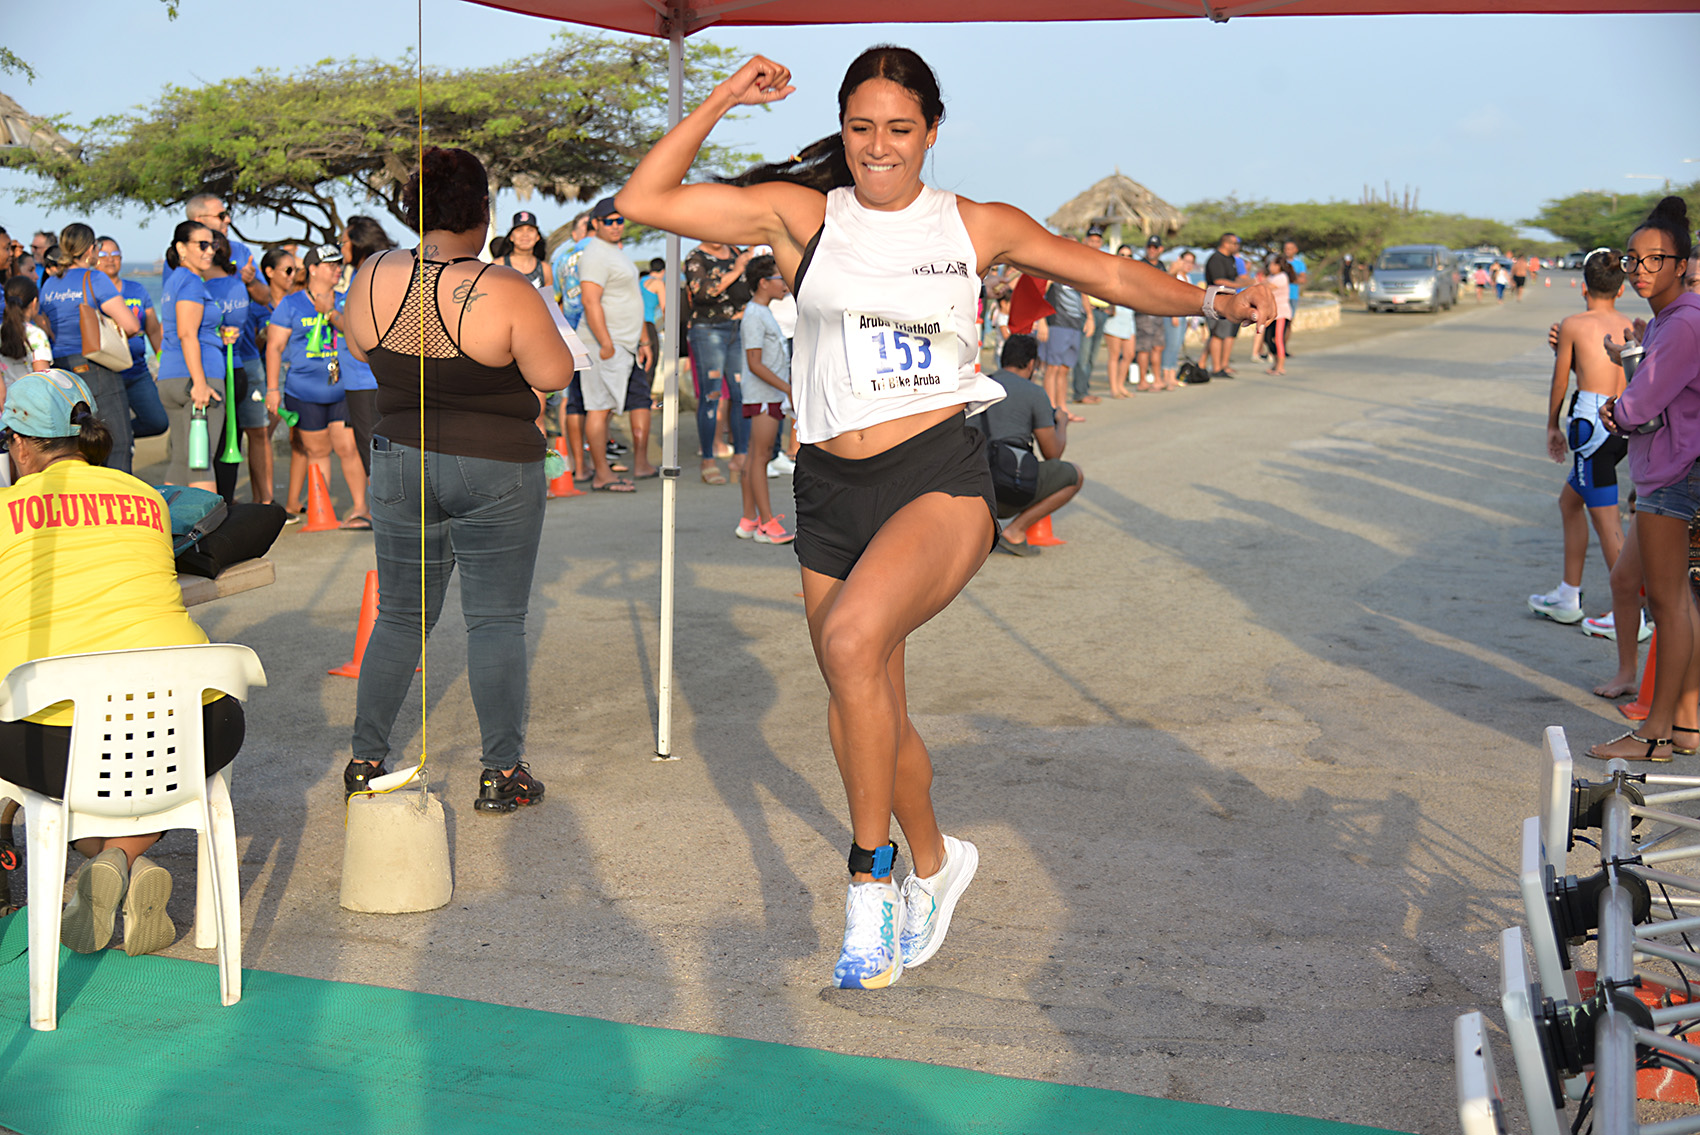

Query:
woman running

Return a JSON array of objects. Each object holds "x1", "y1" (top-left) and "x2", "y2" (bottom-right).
[{"x1": 620, "y1": 47, "x2": 1273, "y2": 989}]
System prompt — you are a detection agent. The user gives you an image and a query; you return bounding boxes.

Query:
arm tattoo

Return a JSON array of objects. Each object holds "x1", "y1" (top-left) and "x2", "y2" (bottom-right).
[{"x1": 452, "y1": 279, "x2": 485, "y2": 311}]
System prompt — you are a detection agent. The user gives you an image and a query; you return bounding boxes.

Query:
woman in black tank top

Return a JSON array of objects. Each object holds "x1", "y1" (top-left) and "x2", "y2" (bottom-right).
[{"x1": 336, "y1": 148, "x2": 576, "y2": 813}]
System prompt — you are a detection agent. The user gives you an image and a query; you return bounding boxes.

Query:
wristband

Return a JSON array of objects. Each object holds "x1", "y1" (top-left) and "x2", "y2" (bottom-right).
[{"x1": 1202, "y1": 284, "x2": 1232, "y2": 321}]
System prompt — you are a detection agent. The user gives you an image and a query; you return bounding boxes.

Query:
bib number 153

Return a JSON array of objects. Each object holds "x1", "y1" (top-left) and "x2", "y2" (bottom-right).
[{"x1": 843, "y1": 309, "x2": 958, "y2": 401}]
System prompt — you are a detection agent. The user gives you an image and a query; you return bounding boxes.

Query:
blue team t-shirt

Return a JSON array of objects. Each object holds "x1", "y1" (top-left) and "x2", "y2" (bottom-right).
[
  {"x1": 38, "y1": 267, "x2": 120, "y2": 359},
  {"x1": 269, "y1": 290, "x2": 341, "y2": 403},
  {"x1": 205, "y1": 275, "x2": 255, "y2": 368},
  {"x1": 158, "y1": 266, "x2": 225, "y2": 381},
  {"x1": 228, "y1": 238, "x2": 254, "y2": 274},
  {"x1": 115, "y1": 278, "x2": 154, "y2": 384},
  {"x1": 242, "y1": 299, "x2": 272, "y2": 367},
  {"x1": 334, "y1": 289, "x2": 375, "y2": 392},
  {"x1": 1288, "y1": 255, "x2": 1306, "y2": 308}
]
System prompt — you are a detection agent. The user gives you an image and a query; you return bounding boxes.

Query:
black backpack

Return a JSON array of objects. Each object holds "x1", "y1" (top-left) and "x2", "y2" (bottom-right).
[{"x1": 986, "y1": 437, "x2": 1039, "y2": 506}]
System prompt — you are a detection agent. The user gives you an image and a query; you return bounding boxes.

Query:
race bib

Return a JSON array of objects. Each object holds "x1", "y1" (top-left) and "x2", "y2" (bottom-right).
[{"x1": 843, "y1": 310, "x2": 958, "y2": 401}]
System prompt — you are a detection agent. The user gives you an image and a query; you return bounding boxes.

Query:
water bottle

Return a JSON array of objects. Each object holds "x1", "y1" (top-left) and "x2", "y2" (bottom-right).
[{"x1": 188, "y1": 406, "x2": 210, "y2": 471}]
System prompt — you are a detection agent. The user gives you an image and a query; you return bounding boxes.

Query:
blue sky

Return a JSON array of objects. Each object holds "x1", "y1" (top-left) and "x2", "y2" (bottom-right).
[{"x1": 2, "y1": 0, "x2": 1696, "y2": 264}]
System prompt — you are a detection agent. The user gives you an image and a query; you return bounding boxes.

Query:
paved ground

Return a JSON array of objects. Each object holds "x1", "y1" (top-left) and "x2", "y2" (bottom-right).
[{"x1": 18, "y1": 278, "x2": 1671, "y2": 1133}]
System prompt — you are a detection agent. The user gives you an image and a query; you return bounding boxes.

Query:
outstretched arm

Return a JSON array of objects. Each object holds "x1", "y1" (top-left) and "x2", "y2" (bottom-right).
[
  {"x1": 962, "y1": 200, "x2": 1277, "y2": 327},
  {"x1": 618, "y1": 56, "x2": 819, "y2": 271}
]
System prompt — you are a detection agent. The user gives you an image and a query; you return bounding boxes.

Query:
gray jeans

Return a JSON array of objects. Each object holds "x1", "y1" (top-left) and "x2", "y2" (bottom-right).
[{"x1": 352, "y1": 439, "x2": 547, "y2": 770}]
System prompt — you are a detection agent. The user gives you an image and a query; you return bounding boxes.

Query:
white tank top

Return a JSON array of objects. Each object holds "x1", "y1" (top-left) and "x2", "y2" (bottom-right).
[{"x1": 791, "y1": 185, "x2": 1005, "y2": 444}]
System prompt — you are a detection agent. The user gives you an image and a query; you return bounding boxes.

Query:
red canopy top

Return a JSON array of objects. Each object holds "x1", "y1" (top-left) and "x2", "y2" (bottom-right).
[{"x1": 474, "y1": 0, "x2": 1692, "y2": 36}]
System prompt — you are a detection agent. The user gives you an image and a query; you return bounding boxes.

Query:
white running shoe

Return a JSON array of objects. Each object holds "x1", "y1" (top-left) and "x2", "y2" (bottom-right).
[
  {"x1": 833, "y1": 881, "x2": 904, "y2": 989},
  {"x1": 61, "y1": 846, "x2": 128, "y2": 954},
  {"x1": 1581, "y1": 611, "x2": 1654, "y2": 642},
  {"x1": 767, "y1": 452, "x2": 796, "y2": 478},
  {"x1": 899, "y1": 834, "x2": 979, "y2": 970},
  {"x1": 1529, "y1": 588, "x2": 1585, "y2": 625}
]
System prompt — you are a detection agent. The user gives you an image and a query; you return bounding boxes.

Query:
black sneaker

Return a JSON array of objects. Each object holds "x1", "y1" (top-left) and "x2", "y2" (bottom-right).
[
  {"x1": 475, "y1": 763, "x2": 545, "y2": 813},
  {"x1": 344, "y1": 759, "x2": 388, "y2": 798}
]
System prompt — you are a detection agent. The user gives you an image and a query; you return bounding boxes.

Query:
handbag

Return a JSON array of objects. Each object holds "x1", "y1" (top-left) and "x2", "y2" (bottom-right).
[
  {"x1": 78, "y1": 269, "x2": 132, "y2": 371},
  {"x1": 1177, "y1": 355, "x2": 1210, "y2": 385},
  {"x1": 986, "y1": 435, "x2": 1039, "y2": 507}
]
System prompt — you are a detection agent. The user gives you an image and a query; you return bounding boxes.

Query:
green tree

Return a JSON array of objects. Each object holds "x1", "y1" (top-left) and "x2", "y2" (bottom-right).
[
  {"x1": 2, "y1": 32, "x2": 746, "y2": 248},
  {"x1": 1525, "y1": 183, "x2": 1700, "y2": 252}
]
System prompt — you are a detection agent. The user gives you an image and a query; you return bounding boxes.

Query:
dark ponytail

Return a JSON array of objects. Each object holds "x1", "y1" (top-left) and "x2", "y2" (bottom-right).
[
  {"x1": 1632, "y1": 195, "x2": 1693, "y2": 262},
  {"x1": 165, "y1": 220, "x2": 208, "y2": 270},
  {"x1": 722, "y1": 45, "x2": 945, "y2": 193},
  {"x1": 1, "y1": 276, "x2": 37, "y2": 361},
  {"x1": 32, "y1": 402, "x2": 113, "y2": 467}
]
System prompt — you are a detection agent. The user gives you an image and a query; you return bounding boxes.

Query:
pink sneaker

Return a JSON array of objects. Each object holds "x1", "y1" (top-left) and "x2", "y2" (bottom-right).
[
  {"x1": 754, "y1": 516, "x2": 794, "y2": 545},
  {"x1": 734, "y1": 516, "x2": 759, "y2": 540}
]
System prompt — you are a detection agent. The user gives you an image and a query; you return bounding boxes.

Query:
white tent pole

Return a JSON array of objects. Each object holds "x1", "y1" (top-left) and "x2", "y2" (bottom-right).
[{"x1": 654, "y1": 7, "x2": 684, "y2": 759}]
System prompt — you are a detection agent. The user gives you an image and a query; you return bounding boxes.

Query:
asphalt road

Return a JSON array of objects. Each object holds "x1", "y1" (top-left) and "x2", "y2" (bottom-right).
[{"x1": 27, "y1": 276, "x2": 1675, "y2": 1133}]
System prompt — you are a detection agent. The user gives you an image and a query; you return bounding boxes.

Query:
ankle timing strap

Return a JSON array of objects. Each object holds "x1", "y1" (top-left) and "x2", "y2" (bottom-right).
[{"x1": 848, "y1": 841, "x2": 897, "y2": 877}]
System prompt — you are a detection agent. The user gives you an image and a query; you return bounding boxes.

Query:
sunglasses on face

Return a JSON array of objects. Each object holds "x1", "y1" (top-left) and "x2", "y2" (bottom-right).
[
  {"x1": 97, "y1": 249, "x2": 120, "y2": 258},
  {"x1": 186, "y1": 240, "x2": 214, "y2": 251},
  {"x1": 599, "y1": 216, "x2": 625, "y2": 225},
  {"x1": 195, "y1": 210, "x2": 231, "y2": 222}
]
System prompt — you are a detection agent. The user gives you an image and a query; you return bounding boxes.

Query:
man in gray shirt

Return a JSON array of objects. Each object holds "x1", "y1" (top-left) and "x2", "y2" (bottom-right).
[
  {"x1": 578, "y1": 195, "x2": 653, "y2": 490},
  {"x1": 971, "y1": 334, "x2": 1084, "y2": 556}
]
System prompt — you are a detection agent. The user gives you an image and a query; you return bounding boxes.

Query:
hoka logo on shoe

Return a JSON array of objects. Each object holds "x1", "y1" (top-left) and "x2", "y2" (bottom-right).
[{"x1": 881, "y1": 900, "x2": 895, "y2": 941}]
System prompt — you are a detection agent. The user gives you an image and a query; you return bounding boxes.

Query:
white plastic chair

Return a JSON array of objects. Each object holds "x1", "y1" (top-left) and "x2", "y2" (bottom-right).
[{"x1": 0, "y1": 644, "x2": 266, "y2": 1030}]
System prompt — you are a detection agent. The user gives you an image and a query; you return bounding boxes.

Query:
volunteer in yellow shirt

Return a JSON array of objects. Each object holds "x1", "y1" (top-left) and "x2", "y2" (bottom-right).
[{"x1": 0, "y1": 369, "x2": 245, "y2": 957}]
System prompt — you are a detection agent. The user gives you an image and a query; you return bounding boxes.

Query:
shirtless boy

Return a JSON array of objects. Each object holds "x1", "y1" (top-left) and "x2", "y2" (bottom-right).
[{"x1": 1529, "y1": 251, "x2": 1634, "y2": 662}]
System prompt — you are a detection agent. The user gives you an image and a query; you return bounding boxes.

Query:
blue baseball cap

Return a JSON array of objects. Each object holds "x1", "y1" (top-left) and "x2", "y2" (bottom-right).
[{"x1": 2, "y1": 368, "x2": 97, "y2": 438}]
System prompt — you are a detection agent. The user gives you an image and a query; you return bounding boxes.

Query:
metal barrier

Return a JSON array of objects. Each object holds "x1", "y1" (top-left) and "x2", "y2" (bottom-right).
[{"x1": 1457, "y1": 726, "x2": 1700, "y2": 1135}]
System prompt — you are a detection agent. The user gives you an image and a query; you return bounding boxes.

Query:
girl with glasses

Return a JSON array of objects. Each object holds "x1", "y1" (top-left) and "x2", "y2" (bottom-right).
[{"x1": 1591, "y1": 197, "x2": 1700, "y2": 762}]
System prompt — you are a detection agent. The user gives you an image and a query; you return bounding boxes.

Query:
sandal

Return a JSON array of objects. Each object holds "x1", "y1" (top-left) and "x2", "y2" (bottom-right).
[
  {"x1": 1588, "y1": 730, "x2": 1674, "y2": 762},
  {"x1": 701, "y1": 466, "x2": 727, "y2": 485},
  {"x1": 1674, "y1": 725, "x2": 1700, "y2": 756}
]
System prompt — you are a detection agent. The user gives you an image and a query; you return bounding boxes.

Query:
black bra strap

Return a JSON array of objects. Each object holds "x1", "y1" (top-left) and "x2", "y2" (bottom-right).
[
  {"x1": 791, "y1": 223, "x2": 826, "y2": 297},
  {"x1": 368, "y1": 249, "x2": 391, "y2": 339}
]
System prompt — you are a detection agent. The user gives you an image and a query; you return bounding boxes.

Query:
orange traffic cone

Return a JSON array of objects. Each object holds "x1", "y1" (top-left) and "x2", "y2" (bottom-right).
[
  {"x1": 1621, "y1": 629, "x2": 1657, "y2": 722},
  {"x1": 1026, "y1": 515, "x2": 1066, "y2": 546},
  {"x1": 329, "y1": 570, "x2": 379, "y2": 678},
  {"x1": 1545, "y1": 276, "x2": 1552, "y2": 288},
  {"x1": 1570, "y1": 278, "x2": 1578, "y2": 288},
  {"x1": 548, "y1": 436, "x2": 582, "y2": 498},
  {"x1": 303, "y1": 465, "x2": 340, "y2": 531}
]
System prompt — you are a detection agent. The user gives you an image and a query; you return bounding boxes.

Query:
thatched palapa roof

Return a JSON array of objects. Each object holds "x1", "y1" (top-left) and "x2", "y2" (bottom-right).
[
  {"x1": 1046, "y1": 171, "x2": 1185, "y2": 241},
  {"x1": 0, "y1": 92, "x2": 76, "y2": 158}
]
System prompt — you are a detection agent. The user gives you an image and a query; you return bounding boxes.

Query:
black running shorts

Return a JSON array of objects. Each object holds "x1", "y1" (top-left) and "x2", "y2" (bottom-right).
[{"x1": 793, "y1": 412, "x2": 998, "y2": 581}]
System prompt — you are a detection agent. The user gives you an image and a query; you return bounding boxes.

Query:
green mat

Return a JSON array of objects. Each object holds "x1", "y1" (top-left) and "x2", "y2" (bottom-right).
[{"x1": 0, "y1": 912, "x2": 1407, "y2": 1135}]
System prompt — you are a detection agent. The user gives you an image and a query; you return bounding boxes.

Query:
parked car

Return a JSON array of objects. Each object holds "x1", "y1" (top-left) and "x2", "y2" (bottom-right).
[
  {"x1": 1561, "y1": 250, "x2": 1588, "y2": 270},
  {"x1": 1366, "y1": 244, "x2": 1458, "y2": 313}
]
